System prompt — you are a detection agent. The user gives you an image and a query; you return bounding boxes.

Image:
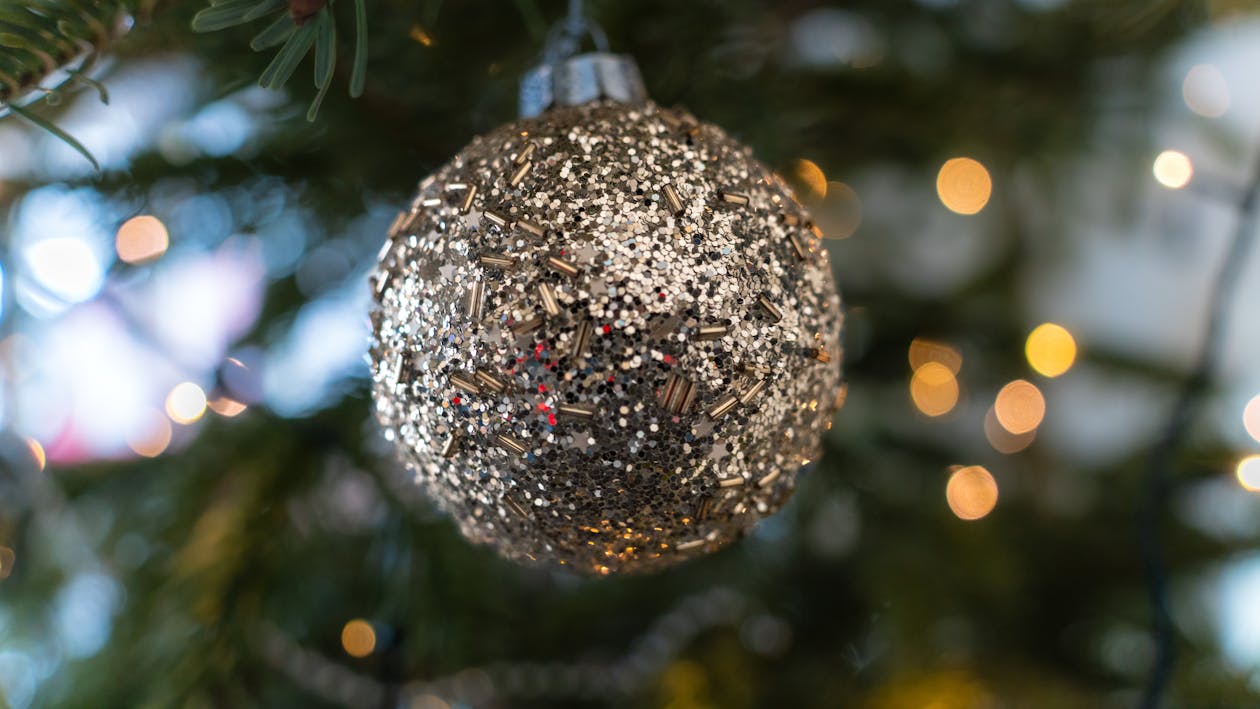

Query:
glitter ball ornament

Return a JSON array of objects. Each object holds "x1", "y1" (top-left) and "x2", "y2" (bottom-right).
[{"x1": 370, "y1": 53, "x2": 843, "y2": 574}]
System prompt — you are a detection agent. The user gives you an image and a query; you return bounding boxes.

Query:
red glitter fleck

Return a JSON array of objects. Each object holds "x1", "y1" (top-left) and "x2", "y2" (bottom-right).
[
  {"x1": 452, "y1": 397, "x2": 461, "y2": 405},
  {"x1": 663, "y1": 354, "x2": 674, "y2": 364},
  {"x1": 538, "y1": 384, "x2": 547, "y2": 393},
  {"x1": 548, "y1": 413, "x2": 557, "y2": 426},
  {"x1": 602, "y1": 325, "x2": 612, "y2": 334}
]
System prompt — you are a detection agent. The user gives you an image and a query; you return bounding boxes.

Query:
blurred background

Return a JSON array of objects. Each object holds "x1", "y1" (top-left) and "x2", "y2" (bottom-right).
[{"x1": 2, "y1": 0, "x2": 1260, "y2": 706}]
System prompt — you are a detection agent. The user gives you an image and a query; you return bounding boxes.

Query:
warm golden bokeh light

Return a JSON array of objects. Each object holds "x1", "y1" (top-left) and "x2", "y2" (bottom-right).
[
  {"x1": 0, "y1": 547, "x2": 14, "y2": 581},
  {"x1": 1025, "y1": 323, "x2": 1077, "y2": 378},
  {"x1": 208, "y1": 397, "x2": 248, "y2": 417},
  {"x1": 166, "y1": 382, "x2": 207, "y2": 425},
  {"x1": 408, "y1": 24, "x2": 434, "y2": 46},
  {"x1": 1183, "y1": 64, "x2": 1230, "y2": 118},
  {"x1": 909, "y1": 337, "x2": 963, "y2": 375},
  {"x1": 1153, "y1": 150, "x2": 1193, "y2": 189},
  {"x1": 116, "y1": 215, "x2": 170, "y2": 264},
  {"x1": 1244, "y1": 394, "x2": 1260, "y2": 444},
  {"x1": 910, "y1": 362, "x2": 960, "y2": 417},
  {"x1": 984, "y1": 405, "x2": 1036, "y2": 454},
  {"x1": 341, "y1": 619, "x2": 376, "y2": 657},
  {"x1": 26, "y1": 437, "x2": 45, "y2": 471},
  {"x1": 936, "y1": 157, "x2": 992, "y2": 215},
  {"x1": 792, "y1": 159, "x2": 827, "y2": 202},
  {"x1": 816, "y1": 181, "x2": 862, "y2": 239},
  {"x1": 1237, "y1": 455, "x2": 1260, "y2": 492},
  {"x1": 128, "y1": 414, "x2": 173, "y2": 458},
  {"x1": 993, "y1": 379, "x2": 1046, "y2": 435},
  {"x1": 946, "y1": 465, "x2": 999, "y2": 520}
]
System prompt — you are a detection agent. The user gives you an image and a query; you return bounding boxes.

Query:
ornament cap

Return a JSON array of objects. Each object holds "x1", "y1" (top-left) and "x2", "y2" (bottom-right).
[{"x1": 519, "y1": 52, "x2": 647, "y2": 118}]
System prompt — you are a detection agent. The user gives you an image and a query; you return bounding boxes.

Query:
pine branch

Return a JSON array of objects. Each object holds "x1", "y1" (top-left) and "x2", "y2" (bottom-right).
[
  {"x1": 0, "y1": 1, "x2": 134, "y2": 105},
  {"x1": 191, "y1": 0, "x2": 368, "y2": 121}
]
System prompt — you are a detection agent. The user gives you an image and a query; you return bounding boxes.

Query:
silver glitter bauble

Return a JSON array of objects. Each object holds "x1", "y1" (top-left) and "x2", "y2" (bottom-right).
[{"x1": 370, "y1": 90, "x2": 843, "y2": 574}]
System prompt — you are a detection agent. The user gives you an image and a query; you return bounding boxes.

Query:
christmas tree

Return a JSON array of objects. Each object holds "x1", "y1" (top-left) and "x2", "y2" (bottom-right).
[{"x1": 2, "y1": 1, "x2": 1259, "y2": 707}]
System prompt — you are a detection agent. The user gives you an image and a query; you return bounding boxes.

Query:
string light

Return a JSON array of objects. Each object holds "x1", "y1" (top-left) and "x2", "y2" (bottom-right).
[
  {"x1": 128, "y1": 413, "x2": 173, "y2": 458},
  {"x1": 166, "y1": 382, "x2": 207, "y2": 424},
  {"x1": 791, "y1": 158, "x2": 827, "y2": 202},
  {"x1": 946, "y1": 465, "x2": 998, "y2": 520},
  {"x1": 1153, "y1": 150, "x2": 1193, "y2": 189},
  {"x1": 1025, "y1": 323, "x2": 1077, "y2": 378},
  {"x1": 25, "y1": 437, "x2": 45, "y2": 471},
  {"x1": 910, "y1": 362, "x2": 959, "y2": 417},
  {"x1": 908, "y1": 337, "x2": 962, "y2": 374},
  {"x1": 115, "y1": 215, "x2": 169, "y2": 264},
  {"x1": 1244, "y1": 394, "x2": 1260, "y2": 444},
  {"x1": 1237, "y1": 455, "x2": 1260, "y2": 492},
  {"x1": 993, "y1": 380, "x2": 1045, "y2": 435},
  {"x1": 208, "y1": 397, "x2": 248, "y2": 417},
  {"x1": 984, "y1": 406, "x2": 1035, "y2": 454},
  {"x1": 936, "y1": 157, "x2": 992, "y2": 215},
  {"x1": 1182, "y1": 64, "x2": 1229, "y2": 118},
  {"x1": 341, "y1": 619, "x2": 377, "y2": 658}
]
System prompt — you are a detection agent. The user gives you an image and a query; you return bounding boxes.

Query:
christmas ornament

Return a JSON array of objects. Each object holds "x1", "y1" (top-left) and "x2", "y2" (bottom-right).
[{"x1": 370, "y1": 49, "x2": 843, "y2": 574}]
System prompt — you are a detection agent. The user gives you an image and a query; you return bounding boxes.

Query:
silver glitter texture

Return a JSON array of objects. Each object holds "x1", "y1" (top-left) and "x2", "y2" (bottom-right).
[{"x1": 370, "y1": 101, "x2": 843, "y2": 574}]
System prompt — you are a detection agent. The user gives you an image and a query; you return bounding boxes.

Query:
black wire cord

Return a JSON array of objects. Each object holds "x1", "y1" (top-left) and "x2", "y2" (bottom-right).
[{"x1": 1139, "y1": 141, "x2": 1260, "y2": 708}]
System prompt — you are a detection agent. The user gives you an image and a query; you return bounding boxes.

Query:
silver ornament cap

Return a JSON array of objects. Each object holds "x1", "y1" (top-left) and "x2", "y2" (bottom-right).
[{"x1": 519, "y1": 52, "x2": 647, "y2": 118}]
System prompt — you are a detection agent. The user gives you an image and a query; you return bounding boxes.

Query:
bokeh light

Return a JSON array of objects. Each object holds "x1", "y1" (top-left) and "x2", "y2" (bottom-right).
[
  {"x1": 1153, "y1": 150, "x2": 1193, "y2": 189},
  {"x1": 208, "y1": 397, "x2": 247, "y2": 417},
  {"x1": 815, "y1": 181, "x2": 862, "y2": 239},
  {"x1": 116, "y1": 215, "x2": 170, "y2": 264},
  {"x1": 341, "y1": 619, "x2": 376, "y2": 658},
  {"x1": 23, "y1": 237, "x2": 106, "y2": 304},
  {"x1": 1244, "y1": 394, "x2": 1260, "y2": 444},
  {"x1": 1237, "y1": 455, "x2": 1260, "y2": 492},
  {"x1": 127, "y1": 412, "x2": 173, "y2": 458},
  {"x1": 26, "y1": 437, "x2": 45, "y2": 471},
  {"x1": 792, "y1": 159, "x2": 827, "y2": 202},
  {"x1": 0, "y1": 547, "x2": 14, "y2": 581},
  {"x1": 946, "y1": 465, "x2": 999, "y2": 520},
  {"x1": 936, "y1": 157, "x2": 992, "y2": 215},
  {"x1": 984, "y1": 406, "x2": 1036, "y2": 454},
  {"x1": 1183, "y1": 64, "x2": 1230, "y2": 118},
  {"x1": 165, "y1": 382, "x2": 207, "y2": 425},
  {"x1": 909, "y1": 337, "x2": 962, "y2": 374},
  {"x1": 911, "y1": 362, "x2": 959, "y2": 417},
  {"x1": 993, "y1": 380, "x2": 1046, "y2": 435},
  {"x1": 1025, "y1": 323, "x2": 1077, "y2": 378}
]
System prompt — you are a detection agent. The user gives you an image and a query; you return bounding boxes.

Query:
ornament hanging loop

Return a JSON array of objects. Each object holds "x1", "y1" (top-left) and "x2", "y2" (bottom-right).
[
  {"x1": 519, "y1": 0, "x2": 646, "y2": 118},
  {"x1": 542, "y1": 0, "x2": 610, "y2": 64}
]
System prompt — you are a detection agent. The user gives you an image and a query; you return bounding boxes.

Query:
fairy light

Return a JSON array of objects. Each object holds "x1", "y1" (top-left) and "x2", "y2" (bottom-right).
[
  {"x1": 26, "y1": 438, "x2": 46, "y2": 471},
  {"x1": 1243, "y1": 394, "x2": 1260, "y2": 444},
  {"x1": 1153, "y1": 150, "x2": 1193, "y2": 189},
  {"x1": 1025, "y1": 323, "x2": 1077, "y2": 378},
  {"x1": 946, "y1": 465, "x2": 998, "y2": 520},
  {"x1": 166, "y1": 382, "x2": 207, "y2": 425},
  {"x1": 910, "y1": 362, "x2": 959, "y2": 417},
  {"x1": 1237, "y1": 455, "x2": 1260, "y2": 492},
  {"x1": 341, "y1": 619, "x2": 376, "y2": 658},
  {"x1": 128, "y1": 413, "x2": 173, "y2": 458},
  {"x1": 791, "y1": 158, "x2": 827, "y2": 202},
  {"x1": 115, "y1": 215, "x2": 170, "y2": 264},
  {"x1": 993, "y1": 380, "x2": 1045, "y2": 435},
  {"x1": 936, "y1": 157, "x2": 992, "y2": 215}
]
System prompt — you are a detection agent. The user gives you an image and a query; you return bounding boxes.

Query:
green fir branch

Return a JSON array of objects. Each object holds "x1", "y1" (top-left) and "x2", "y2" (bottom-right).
[
  {"x1": 0, "y1": 1, "x2": 136, "y2": 170},
  {"x1": 192, "y1": 0, "x2": 369, "y2": 120}
]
